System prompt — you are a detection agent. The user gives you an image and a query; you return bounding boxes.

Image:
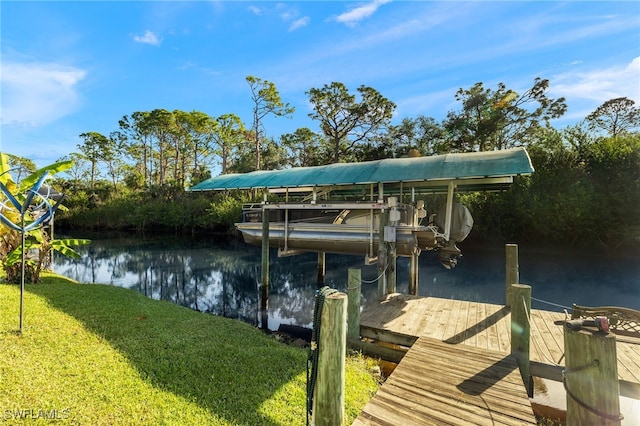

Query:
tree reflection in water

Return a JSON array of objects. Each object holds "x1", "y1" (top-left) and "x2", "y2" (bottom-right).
[{"x1": 53, "y1": 234, "x2": 640, "y2": 331}]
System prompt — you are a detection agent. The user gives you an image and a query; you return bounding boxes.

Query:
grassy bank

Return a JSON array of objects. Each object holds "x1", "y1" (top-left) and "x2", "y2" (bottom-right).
[{"x1": 0, "y1": 275, "x2": 379, "y2": 425}]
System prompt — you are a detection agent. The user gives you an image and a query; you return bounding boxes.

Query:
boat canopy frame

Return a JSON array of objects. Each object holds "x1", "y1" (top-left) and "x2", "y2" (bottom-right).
[
  {"x1": 190, "y1": 148, "x2": 534, "y2": 248},
  {"x1": 189, "y1": 147, "x2": 534, "y2": 196}
]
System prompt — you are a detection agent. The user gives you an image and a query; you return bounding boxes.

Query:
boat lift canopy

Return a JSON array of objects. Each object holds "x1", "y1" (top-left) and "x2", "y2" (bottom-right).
[
  {"x1": 190, "y1": 148, "x2": 534, "y2": 292},
  {"x1": 189, "y1": 147, "x2": 534, "y2": 195}
]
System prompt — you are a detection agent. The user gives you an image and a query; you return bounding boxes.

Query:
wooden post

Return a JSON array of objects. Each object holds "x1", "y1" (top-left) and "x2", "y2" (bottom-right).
[
  {"x1": 386, "y1": 242, "x2": 396, "y2": 295},
  {"x1": 386, "y1": 200, "x2": 399, "y2": 295},
  {"x1": 564, "y1": 327, "x2": 621, "y2": 426},
  {"x1": 313, "y1": 291, "x2": 347, "y2": 426},
  {"x1": 317, "y1": 252, "x2": 326, "y2": 286},
  {"x1": 377, "y1": 209, "x2": 389, "y2": 299},
  {"x1": 510, "y1": 283, "x2": 532, "y2": 396},
  {"x1": 260, "y1": 207, "x2": 269, "y2": 330},
  {"x1": 408, "y1": 253, "x2": 419, "y2": 295},
  {"x1": 505, "y1": 244, "x2": 519, "y2": 307},
  {"x1": 347, "y1": 269, "x2": 361, "y2": 341}
]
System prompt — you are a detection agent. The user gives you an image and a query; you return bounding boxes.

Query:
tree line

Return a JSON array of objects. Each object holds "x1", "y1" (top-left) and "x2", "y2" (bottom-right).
[{"x1": 5, "y1": 76, "x2": 640, "y2": 249}]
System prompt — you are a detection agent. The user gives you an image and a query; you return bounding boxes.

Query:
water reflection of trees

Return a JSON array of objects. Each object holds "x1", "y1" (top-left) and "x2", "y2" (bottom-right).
[{"x1": 53, "y1": 237, "x2": 335, "y2": 330}]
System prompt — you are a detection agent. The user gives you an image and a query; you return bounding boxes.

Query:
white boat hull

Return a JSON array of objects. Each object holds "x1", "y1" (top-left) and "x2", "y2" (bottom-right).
[{"x1": 236, "y1": 222, "x2": 437, "y2": 257}]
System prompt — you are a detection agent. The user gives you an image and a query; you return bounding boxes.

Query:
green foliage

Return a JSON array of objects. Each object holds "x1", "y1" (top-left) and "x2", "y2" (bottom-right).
[
  {"x1": 307, "y1": 82, "x2": 396, "y2": 163},
  {"x1": 57, "y1": 187, "x2": 233, "y2": 234},
  {"x1": 586, "y1": 97, "x2": 640, "y2": 137},
  {"x1": 0, "y1": 153, "x2": 86, "y2": 284},
  {"x1": 3, "y1": 236, "x2": 90, "y2": 284},
  {"x1": 230, "y1": 138, "x2": 288, "y2": 174},
  {"x1": 280, "y1": 127, "x2": 330, "y2": 167},
  {"x1": 78, "y1": 131, "x2": 113, "y2": 188},
  {"x1": 444, "y1": 78, "x2": 566, "y2": 152},
  {"x1": 246, "y1": 75, "x2": 295, "y2": 171},
  {"x1": 212, "y1": 113, "x2": 244, "y2": 174},
  {"x1": 207, "y1": 192, "x2": 247, "y2": 231},
  {"x1": 463, "y1": 132, "x2": 640, "y2": 248}
]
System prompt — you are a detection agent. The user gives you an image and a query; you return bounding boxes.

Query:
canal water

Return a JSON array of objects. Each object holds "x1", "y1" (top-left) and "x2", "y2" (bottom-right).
[{"x1": 52, "y1": 233, "x2": 640, "y2": 331}]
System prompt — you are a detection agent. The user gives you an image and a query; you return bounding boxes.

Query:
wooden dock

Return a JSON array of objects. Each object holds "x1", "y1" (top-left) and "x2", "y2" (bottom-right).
[
  {"x1": 353, "y1": 336, "x2": 537, "y2": 425},
  {"x1": 352, "y1": 294, "x2": 640, "y2": 425}
]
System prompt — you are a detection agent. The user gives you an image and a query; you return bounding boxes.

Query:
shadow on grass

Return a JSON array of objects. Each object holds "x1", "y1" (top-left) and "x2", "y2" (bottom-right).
[{"x1": 29, "y1": 280, "x2": 306, "y2": 425}]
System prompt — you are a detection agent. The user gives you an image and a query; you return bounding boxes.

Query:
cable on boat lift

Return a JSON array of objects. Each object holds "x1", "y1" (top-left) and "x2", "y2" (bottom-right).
[{"x1": 360, "y1": 261, "x2": 390, "y2": 285}]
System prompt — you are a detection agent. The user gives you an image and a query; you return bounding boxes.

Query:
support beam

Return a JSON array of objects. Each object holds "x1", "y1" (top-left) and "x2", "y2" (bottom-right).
[
  {"x1": 260, "y1": 207, "x2": 270, "y2": 330},
  {"x1": 377, "y1": 208, "x2": 388, "y2": 299},
  {"x1": 409, "y1": 253, "x2": 419, "y2": 295},
  {"x1": 385, "y1": 198, "x2": 398, "y2": 294},
  {"x1": 443, "y1": 181, "x2": 455, "y2": 241},
  {"x1": 385, "y1": 241, "x2": 396, "y2": 295},
  {"x1": 317, "y1": 252, "x2": 326, "y2": 286}
]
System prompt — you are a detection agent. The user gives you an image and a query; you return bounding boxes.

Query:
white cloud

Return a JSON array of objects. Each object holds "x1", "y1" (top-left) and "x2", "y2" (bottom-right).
[
  {"x1": 133, "y1": 30, "x2": 162, "y2": 45},
  {"x1": 334, "y1": 0, "x2": 392, "y2": 27},
  {"x1": 289, "y1": 17, "x2": 310, "y2": 32},
  {"x1": 552, "y1": 56, "x2": 640, "y2": 103},
  {"x1": 247, "y1": 5, "x2": 262, "y2": 16},
  {"x1": 0, "y1": 61, "x2": 86, "y2": 127},
  {"x1": 547, "y1": 57, "x2": 640, "y2": 122},
  {"x1": 280, "y1": 10, "x2": 293, "y2": 21}
]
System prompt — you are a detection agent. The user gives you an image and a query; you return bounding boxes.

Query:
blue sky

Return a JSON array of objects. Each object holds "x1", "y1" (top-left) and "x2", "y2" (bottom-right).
[{"x1": 1, "y1": 1, "x2": 639, "y2": 169}]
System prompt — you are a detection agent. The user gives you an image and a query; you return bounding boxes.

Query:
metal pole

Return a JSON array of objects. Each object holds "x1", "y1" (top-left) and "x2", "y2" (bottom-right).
[
  {"x1": 409, "y1": 253, "x2": 419, "y2": 295},
  {"x1": 19, "y1": 214, "x2": 25, "y2": 334},
  {"x1": 443, "y1": 181, "x2": 455, "y2": 241},
  {"x1": 377, "y1": 208, "x2": 388, "y2": 299}
]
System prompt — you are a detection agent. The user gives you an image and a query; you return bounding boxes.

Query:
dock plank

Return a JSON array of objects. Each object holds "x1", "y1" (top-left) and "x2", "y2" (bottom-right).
[
  {"x1": 437, "y1": 299, "x2": 457, "y2": 341},
  {"x1": 441, "y1": 298, "x2": 462, "y2": 343},
  {"x1": 353, "y1": 337, "x2": 537, "y2": 425},
  {"x1": 531, "y1": 309, "x2": 565, "y2": 365}
]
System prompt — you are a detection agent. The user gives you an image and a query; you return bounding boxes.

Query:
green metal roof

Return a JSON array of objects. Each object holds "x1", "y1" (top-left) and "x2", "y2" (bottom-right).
[{"x1": 189, "y1": 147, "x2": 534, "y2": 192}]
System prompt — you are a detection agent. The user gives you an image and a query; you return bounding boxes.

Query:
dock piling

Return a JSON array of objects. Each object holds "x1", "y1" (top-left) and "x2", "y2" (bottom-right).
[
  {"x1": 312, "y1": 291, "x2": 347, "y2": 426},
  {"x1": 347, "y1": 269, "x2": 361, "y2": 341},
  {"x1": 505, "y1": 244, "x2": 519, "y2": 307},
  {"x1": 510, "y1": 283, "x2": 532, "y2": 396},
  {"x1": 564, "y1": 325, "x2": 621, "y2": 425}
]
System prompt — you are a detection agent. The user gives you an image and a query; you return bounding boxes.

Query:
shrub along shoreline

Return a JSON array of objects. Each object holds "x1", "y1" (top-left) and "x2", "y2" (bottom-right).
[{"x1": 0, "y1": 274, "x2": 379, "y2": 425}]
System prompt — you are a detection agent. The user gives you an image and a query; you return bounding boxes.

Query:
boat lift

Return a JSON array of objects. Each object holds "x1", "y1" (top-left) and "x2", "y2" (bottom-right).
[{"x1": 190, "y1": 148, "x2": 534, "y2": 311}]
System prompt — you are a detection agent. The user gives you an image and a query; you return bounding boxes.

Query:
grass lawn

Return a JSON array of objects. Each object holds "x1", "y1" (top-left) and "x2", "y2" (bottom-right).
[{"x1": 0, "y1": 274, "x2": 379, "y2": 425}]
